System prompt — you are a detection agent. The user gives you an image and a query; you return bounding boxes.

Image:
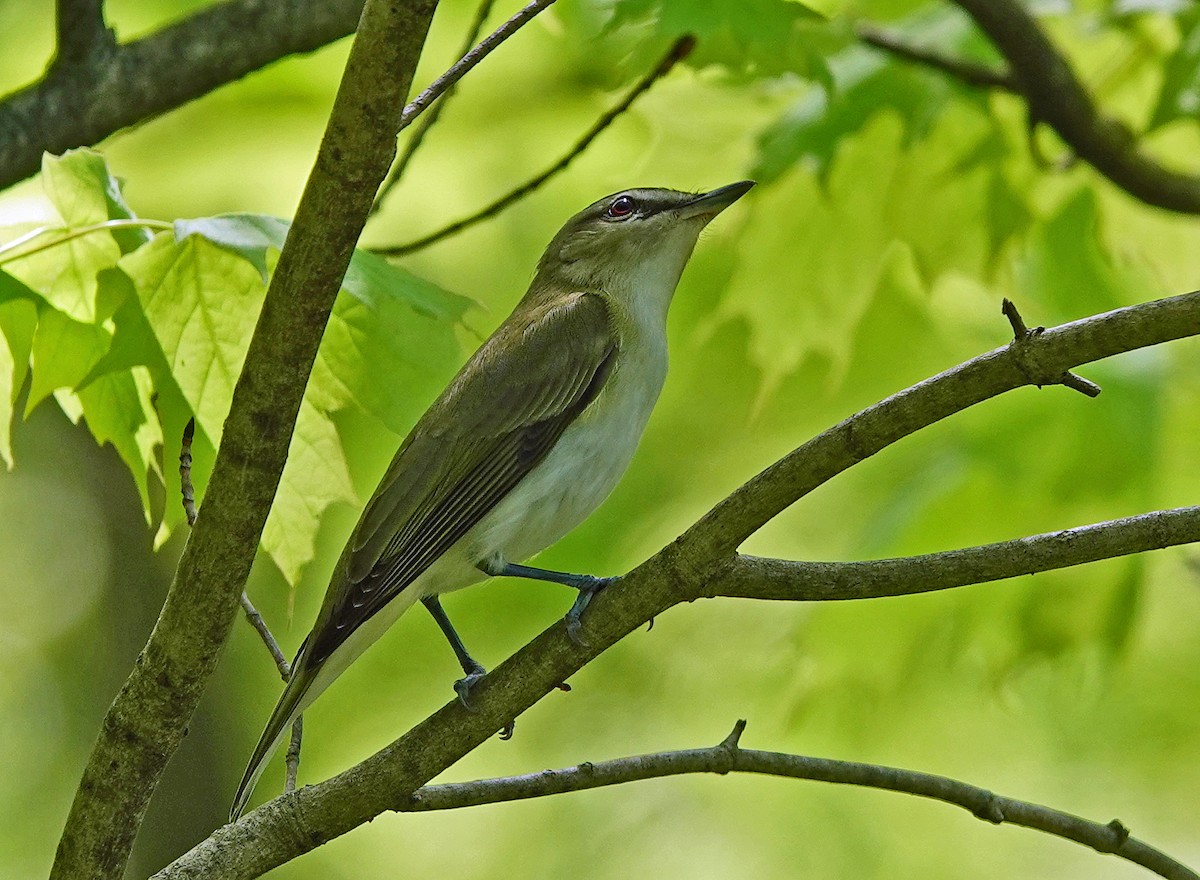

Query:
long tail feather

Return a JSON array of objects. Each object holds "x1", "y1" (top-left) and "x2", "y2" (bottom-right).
[{"x1": 230, "y1": 651, "x2": 317, "y2": 821}]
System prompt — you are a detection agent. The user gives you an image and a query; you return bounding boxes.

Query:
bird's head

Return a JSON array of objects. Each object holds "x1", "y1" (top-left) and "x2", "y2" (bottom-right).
[{"x1": 534, "y1": 181, "x2": 755, "y2": 297}]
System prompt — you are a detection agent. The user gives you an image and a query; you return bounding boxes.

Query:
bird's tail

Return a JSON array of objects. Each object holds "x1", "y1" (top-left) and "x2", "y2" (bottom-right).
[{"x1": 229, "y1": 645, "x2": 319, "y2": 821}]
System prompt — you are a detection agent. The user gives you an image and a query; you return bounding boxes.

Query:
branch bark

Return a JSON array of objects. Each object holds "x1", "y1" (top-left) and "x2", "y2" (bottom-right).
[
  {"x1": 156, "y1": 291, "x2": 1200, "y2": 879},
  {"x1": 713, "y1": 507, "x2": 1200, "y2": 601},
  {"x1": 949, "y1": 0, "x2": 1200, "y2": 214},
  {"x1": 0, "y1": 0, "x2": 367, "y2": 191},
  {"x1": 399, "y1": 721, "x2": 1197, "y2": 880},
  {"x1": 48, "y1": 1, "x2": 438, "y2": 877}
]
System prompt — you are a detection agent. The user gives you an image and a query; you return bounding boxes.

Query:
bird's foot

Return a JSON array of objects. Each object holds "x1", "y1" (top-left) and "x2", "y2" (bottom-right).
[
  {"x1": 453, "y1": 663, "x2": 487, "y2": 710},
  {"x1": 453, "y1": 664, "x2": 515, "y2": 739},
  {"x1": 565, "y1": 575, "x2": 619, "y2": 647}
]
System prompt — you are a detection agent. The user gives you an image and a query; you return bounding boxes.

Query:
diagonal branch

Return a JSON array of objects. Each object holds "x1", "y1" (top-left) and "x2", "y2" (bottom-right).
[
  {"x1": 399, "y1": 721, "x2": 1197, "y2": 880},
  {"x1": 948, "y1": 0, "x2": 1200, "y2": 214},
  {"x1": 713, "y1": 507, "x2": 1200, "y2": 601},
  {"x1": 372, "y1": 0, "x2": 498, "y2": 214},
  {"x1": 855, "y1": 22, "x2": 1016, "y2": 92},
  {"x1": 680, "y1": 291, "x2": 1200, "y2": 561},
  {"x1": 157, "y1": 291, "x2": 1200, "y2": 879},
  {"x1": 48, "y1": 1, "x2": 440, "y2": 877},
  {"x1": 0, "y1": 0, "x2": 368, "y2": 192},
  {"x1": 374, "y1": 34, "x2": 697, "y2": 257}
]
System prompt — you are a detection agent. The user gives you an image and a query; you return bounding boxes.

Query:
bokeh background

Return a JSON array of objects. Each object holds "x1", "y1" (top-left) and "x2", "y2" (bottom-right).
[{"x1": 1, "y1": 0, "x2": 1198, "y2": 877}]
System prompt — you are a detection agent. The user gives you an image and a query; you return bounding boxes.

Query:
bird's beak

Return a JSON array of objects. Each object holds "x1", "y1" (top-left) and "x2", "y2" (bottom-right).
[{"x1": 675, "y1": 180, "x2": 756, "y2": 220}]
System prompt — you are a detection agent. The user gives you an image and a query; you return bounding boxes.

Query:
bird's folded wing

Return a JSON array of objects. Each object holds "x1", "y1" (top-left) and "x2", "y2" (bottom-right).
[{"x1": 306, "y1": 291, "x2": 617, "y2": 664}]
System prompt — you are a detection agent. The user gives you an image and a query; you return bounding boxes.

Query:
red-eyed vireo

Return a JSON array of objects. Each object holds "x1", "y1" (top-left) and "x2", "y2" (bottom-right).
[{"x1": 230, "y1": 180, "x2": 754, "y2": 819}]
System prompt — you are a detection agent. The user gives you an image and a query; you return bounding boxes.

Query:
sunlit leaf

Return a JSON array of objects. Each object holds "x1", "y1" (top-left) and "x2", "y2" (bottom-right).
[{"x1": 1149, "y1": 8, "x2": 1200, "y2": 129}]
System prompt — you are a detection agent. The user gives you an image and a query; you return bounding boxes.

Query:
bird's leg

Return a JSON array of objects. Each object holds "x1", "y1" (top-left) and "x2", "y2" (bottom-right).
[
  {"x1": 478, "y1": 558, "x2": 618, "y2": 647},
  {"x1": 421, "y1": 595, "x2": 486, "y2": 706},
  {"x1": 421, "y1": 595, "x2": 516, "y2": 739}
]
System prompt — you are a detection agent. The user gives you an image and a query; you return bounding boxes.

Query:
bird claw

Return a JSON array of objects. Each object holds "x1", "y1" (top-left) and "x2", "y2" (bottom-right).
[
  {"x1": 453, "y1": 666, "x2": 487, "y2": 710},
  {"x1": 564, "y1": 575, "x2": 618, "y2": 647},
  {"x1": 499, "y1": 720, "x2": 516, "y2": 740}
]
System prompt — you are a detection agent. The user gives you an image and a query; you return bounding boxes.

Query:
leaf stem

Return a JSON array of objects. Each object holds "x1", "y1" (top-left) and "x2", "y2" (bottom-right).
[{"x1": 0, "y1": 218, "x2": 172, "y2": 265}]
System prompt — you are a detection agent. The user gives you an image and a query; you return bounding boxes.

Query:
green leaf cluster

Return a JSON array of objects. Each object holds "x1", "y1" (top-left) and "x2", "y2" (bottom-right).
[{"x1": 0, "y1": 150, "x2": 472, "y2": 586}]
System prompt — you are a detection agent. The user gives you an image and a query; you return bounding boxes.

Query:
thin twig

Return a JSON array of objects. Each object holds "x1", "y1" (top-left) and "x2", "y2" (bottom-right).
[
  {"x1": 372, "y1": 0, "x2": 498, "y2": 215},
  {"x1": 1003, "y1": 299, "x2": 1101, "y2": 397},
  {"x1": 284, "y1": 718, "x2": 304, "y2": 794},
  {"x1": 178, "y1": 417, "x2": 197, "y2": 527},
  {"x1": 855, "y1": 22, "x2": 1017, "y2": 92},
  {"x1": 238, "y1": 594, "x2": 291, "y2": 680},
  {"x1": 181, "y1": 417, "x2": 301, "y2": 789},
  {"x1": 399, "y1": 722, "x2": 1197, "y2": 880},
  {"x1": 396, "y1": 0, "x2": 559, "y2": 141},
  {"x1": 374, "y1": 34, "x2": 697, "y2": 257}
]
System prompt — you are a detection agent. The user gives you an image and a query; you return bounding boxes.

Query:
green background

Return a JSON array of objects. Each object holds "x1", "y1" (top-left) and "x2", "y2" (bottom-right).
[{"x1": 0, "y1": 0, "x2": 1197, "y2": 877}]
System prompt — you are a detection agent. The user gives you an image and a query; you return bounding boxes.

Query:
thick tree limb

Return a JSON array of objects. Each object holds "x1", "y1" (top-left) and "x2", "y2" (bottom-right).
[
  {"x1": 157, "y1": 292, "x2": 1200, "y2": 879},
  {"x1": 48, "y1": 1, "x2": 439, "y2": 877},
  {"x1": 400, "y1": 721, "x2": 1197, "y2": 880},
  {"x1": 0, "y1": 0, "x2": 368, "y2": 192},
  {"x1": 949, "y1": 0, "x2": 1200, "y2": 214},
  {"x1": 713, "y1": 507, "x2": 1200, "y2": 601}
]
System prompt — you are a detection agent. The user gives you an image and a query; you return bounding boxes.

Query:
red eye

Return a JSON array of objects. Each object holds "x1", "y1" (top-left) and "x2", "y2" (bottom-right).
[{"x1": 606, "y1": 196, "x2": 635, "y2": 218}]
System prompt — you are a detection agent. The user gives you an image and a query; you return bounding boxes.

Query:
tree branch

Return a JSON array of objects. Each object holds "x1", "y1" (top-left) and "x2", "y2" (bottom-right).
[
  {"x1": 374, "y1": 34, "x2": 697, "y2": 257},
  {"x1": 855, "y1": 22, "x2": 1017, "y2": 92},
  {"x1": 157, "y1": 291, "x2": 1200, "y2": 879},
  {"x1": 949, "y1": 0, "x2": 1200, "y2": 214},
  {"x1": 399, "y1": 721, "x2": 1197, "y2": 880},
  {"x1": 54, "y1": 0, "x2": 113, "y2": 69},
  {"x1": 712, "y1": 507, "x2": 1200, "y2": 601},
  {"x1": 372, "y1": 0, "x2": 498, "y2": 215},
  {"x1": 48, "y1": 1, "x2": 440, "y2": 877},
  {"x1": 680, "y1": 292, "x2": 1200, "y2": 561},
  {"x1": 0, "y1": 0, "x2": 368, "y2": 192}
]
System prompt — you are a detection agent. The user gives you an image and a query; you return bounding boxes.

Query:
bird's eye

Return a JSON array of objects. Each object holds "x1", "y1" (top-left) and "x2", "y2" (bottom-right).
[{"x1": 606, "y1": 196, "x2": 636, "y2": 219}]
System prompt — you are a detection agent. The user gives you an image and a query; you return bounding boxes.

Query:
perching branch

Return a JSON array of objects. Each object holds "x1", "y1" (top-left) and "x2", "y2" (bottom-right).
[
  {"x1": 0, "y1": 0, "x2": 369, "y2": 192},
  {"x1": 372, "y1": 0, "x2": 498, "y2": 215},
  {"x1": 49, "y1": 1, "x2": 441, "y2": 877},
  {"x1": 374, "y1": 34, "x2": 697, "y2": 257},
  {"x1": 855, "y1": 22, "x2": 1017, "y2": 92},
  {"x1": 399, "y1": 721, "x2": 1197, "y2": 880},
  {"x1": 157, "y1": 291, "x2": 1200, "y2": 879},
  {"x1": 947, "y1": 0, "x2": 1200, "y2": 214}
]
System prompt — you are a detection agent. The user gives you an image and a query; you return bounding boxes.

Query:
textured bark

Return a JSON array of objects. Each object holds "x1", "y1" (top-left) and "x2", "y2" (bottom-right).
[{"x1": 48, "y1": 1, "x2": 438, "y2": 877}]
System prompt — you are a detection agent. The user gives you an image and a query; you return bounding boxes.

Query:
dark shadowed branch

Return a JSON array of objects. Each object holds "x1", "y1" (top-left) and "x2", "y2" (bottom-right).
[
  {"x1": 0, "y1": 0, "x2": 368, "y2": 191},
  {"x1": 399, "y1": 721, "x2": 1197, "y2": 880},
  {"x1": 374, "y1": 34, "x2": 697, "y2": 257},
  {"x1": 855, "y1": 22, "x2": 1017, "y2": 91},
  {"x1": 948, "y1": 0, "x2": 1200, "y2": 214},
  {"x1": 155, "y1": 291, "x2": 1200, "y2": 879}
]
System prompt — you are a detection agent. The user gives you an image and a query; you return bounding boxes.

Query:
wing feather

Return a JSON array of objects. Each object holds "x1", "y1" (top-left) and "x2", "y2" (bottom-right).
[{"x1": 307, "y1": 292, "x2": 616, "y2": 664}]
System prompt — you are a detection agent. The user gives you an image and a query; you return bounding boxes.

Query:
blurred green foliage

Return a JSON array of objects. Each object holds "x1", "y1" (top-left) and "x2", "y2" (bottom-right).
[{"x1": 0, "y1": 0, "x2": 1197, "y2": 877}]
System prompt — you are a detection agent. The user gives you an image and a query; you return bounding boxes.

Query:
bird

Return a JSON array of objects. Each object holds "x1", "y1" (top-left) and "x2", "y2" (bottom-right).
[{"x1": 230, "y1": 180, "x2": 755, "y2": 820}]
